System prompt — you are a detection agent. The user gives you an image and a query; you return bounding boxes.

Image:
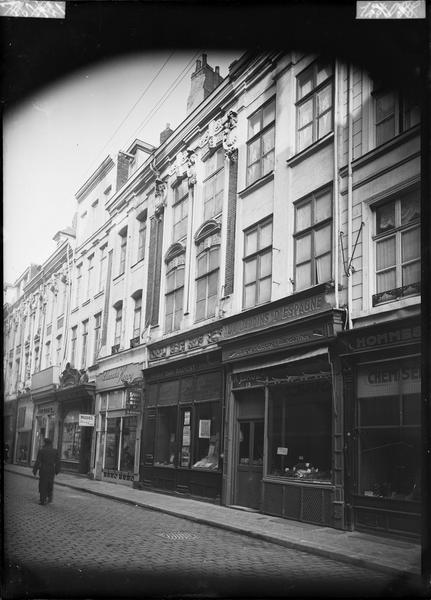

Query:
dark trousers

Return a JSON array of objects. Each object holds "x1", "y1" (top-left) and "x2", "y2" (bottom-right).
[{"x1": 39, "y1": 475, "x2": 54, "y2": 503}]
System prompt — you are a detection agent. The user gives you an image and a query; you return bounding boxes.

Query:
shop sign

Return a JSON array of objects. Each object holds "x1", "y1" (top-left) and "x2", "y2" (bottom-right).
[
  {"x1": 96, "y1": 363, "x2": 142, "y2": 391},
  {"x1": 126, "y1": 388, "x2": 142, "y2": 413},
  {"x1": 222, "y1": 293, "x2": 329, "y2": 340},
  {"x1": 37, "y1": 404, "x2": 56, "y2": 415},
  {"x1": 148, "y1": 328, "x2": 222, "y2": 362},
  {"x1": 232, "y1": 370, "x2": 331, "y2": 389},
  {"x1": 79, "y1": 414, "x2": 95, "y2": 427},
  {"x1": 357, "y1": 362, "x2": 421, "y2": 397},
  {"x1": 344, "y1": 324, "x2": 420, "y2": 352}
]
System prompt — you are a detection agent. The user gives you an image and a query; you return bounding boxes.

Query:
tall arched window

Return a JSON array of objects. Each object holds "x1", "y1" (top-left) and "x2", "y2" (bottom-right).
[
  {"x1": 164, "y1": 245, "x2": 185, "y2": 333},
  {"x1": 195, "y1": 222, "x2": 221, "y2": 322}
]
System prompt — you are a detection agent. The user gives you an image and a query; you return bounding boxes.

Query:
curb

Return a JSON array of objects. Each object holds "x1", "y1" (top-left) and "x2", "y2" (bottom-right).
[{"x1": 6, "y1": 467, "x2": 421, "y2": 579}]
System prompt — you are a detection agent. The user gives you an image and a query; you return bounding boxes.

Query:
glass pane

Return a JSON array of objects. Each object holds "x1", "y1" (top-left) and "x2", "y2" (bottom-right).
[
  {"x1": 262, "y1": 150, "x2": 275, "y2": 176},
  {"x1": 298, "y1": 125, "x2": 312, "y2": 151},
  {"x1": 376, "y1": 117, "x2": 395, "y2": 146},
  {"x1": 247, "y1": 163, "x2": 260, "y2": 186},
  {"x1": 120, "y1": 417, "x2": 137, "y2": 471},
  {"x1": 165, "y1": 293, "x2": 174, "y2": 318},
  {"x1": 245, "y1": 229, "x2": 258, "y2": 255},
  {"x1": 252, "y1": 421, "x2": 264, "y2": 465},
  {"x1": 105, "y1": 418, "x2": 121, "y2": 469},
  {"x1": 377, "y1": 269, "x2": 396, "y2": 293},
  {"x1": 376, "y1": 202, "x2": 396, "y2": 234},
  {"x1": 176, "y1": 267, "x2": 185, "y2": 287},
  {"x1": 402, "y1": 228, "x2": 420, "y2": 262},
  {"x1": 376, "y1": 237, "x2": 396, "y2": 270},
  {"x1": 403, "y1": 394, "x2": 421, "y2": 426},
  {"x1": 402, "y1": 261, "x2": 420, "y2": 287},
  {"x1": 154, "y1": 407, "x2": 177, "y2": 467},
  {"x1": 193, "y1": 402, "x2": 220, "y2": 470},
  {"x1": 298, "y1": 99, "x2": 313, "y2": 128},
  {"x1": 315, "y1": 224, "x2": 331, "y2": 255},
  {"x1": 262, "y1": 126, "x2": 275, "y2": 154},
  {"x1": 248, "y1": 137, "x2": 261, "y2": 164},
  {"x1": 215, "y1": 169, "x2": 224, "y2": 193},
  {"x1": 401, "y1": 195, "x2": 420, "y2": 225},
  {"x1": 248, "y1": 111, "x2": 261, "y2": 138},
  {"x1": 296, "y1": 202, "x2": 312, "y2": 230},
  {"x1": 209, "y1": 247, "x2": 220, "y2": 271},
  {"x1": 244, "y1": 258, "x2": 257, "y2": 284},
  {"x1": 360, "y1": 396, "x2": 399, "y2": 427},
  {"x1": 263, "y1": 100, "x2": 275, "y2": 127},
  {"x1": 316, "y1": 63, "x2": 332, "y2": 86},
  {"x1": 197, "y1": 253, "x2": 207, "y2": 278},
  {"x1": 239, "y1": 422, "x2": 250, "y2": 464},
  {"x1": 196, "y1": 298, "x2": 206, "y2": 322},
  {"x1": 315, "y1": 191, "x2": 332, "y2": 222},
  {"x1": 258, "y1": 276, "x2": 271, "y2": 303},
  {"x1": 318, "y1": 112, "x2": 332, "y2": 138},
  {"x1": 196, "y1": 277, "x2": 207, "y2": 301},
  {"x1": 259, "y1": 250, "x2": 272, "y2": 278},
  {"x1": 316, "y1": 253, "x2": 331, "y2": 283},
  {"x1": 208, "y1": 270, "x2": 218, "y2": 296},
  {"x1": 317, "y1": 84, "x2": 332, "y2": 115},
  {"x1": 244, "y1": 283, "x2": 256, "y2": 308},
  {"x1": 296, "y1": 262, "x2": 311, "y2": 290},
  {"x1": 376, "y1": 92, "x2": 395, "y2": 121},
  {"x1": 259, "y1": 220, "x2": 273, "y2": 249},
  {"x1": 296, "y1": 234, "x2": 311, "y2": 263},
  {"x1": 298, "y1": 69, "x2": 313, "y2": 99}
]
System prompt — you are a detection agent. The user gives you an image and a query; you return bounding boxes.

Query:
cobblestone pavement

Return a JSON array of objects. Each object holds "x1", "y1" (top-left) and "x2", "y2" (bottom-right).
[{"x1": 3, "y1": 472, "x2": 424, "y2": 599}]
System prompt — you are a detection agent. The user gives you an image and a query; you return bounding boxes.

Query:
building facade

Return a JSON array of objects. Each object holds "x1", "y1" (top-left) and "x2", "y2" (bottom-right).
[{"x1": 3, "y1": 50, "x2": 421, "y2": 539}]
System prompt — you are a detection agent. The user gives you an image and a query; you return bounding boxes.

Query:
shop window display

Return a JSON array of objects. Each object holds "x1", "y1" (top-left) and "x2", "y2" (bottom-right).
[
  {"x1": 61, "y1": 410, "x2": 81, "y2": 462},
  {"x1": 105, "y1": 417, "x2": 121, "y2": 469},
  {"x1": 192, "y1": 402, "x2": 220, "y2": 470},
  {"x1": 267, "y1": 386, "x2": 332, "y2": 481},
  {"x1": 154, "y1": 406, "x2": 177, "y2": 467},
  {"x1": 357, "y1": 359, "x2": 421, "y2": 501},
  {"x1": 119, "y1": 416, "x2": 137, "y2": 472}
]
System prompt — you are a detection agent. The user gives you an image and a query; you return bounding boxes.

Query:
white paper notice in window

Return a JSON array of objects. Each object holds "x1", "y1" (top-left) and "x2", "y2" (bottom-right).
[{"x1": 199, "y1": 419, "x2": 211, "y2": 439}]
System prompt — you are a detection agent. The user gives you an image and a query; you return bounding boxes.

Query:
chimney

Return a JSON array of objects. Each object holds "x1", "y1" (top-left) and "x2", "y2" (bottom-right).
[
  {"x1": 160, "y1": 123, "x2": 174, "y2": 145},
  {"x1": 116, "y1": 151, "x2": 130, "y2": 191},
  {"x1": 186, "y1": 53, "x2": 223, "y2": 114}
]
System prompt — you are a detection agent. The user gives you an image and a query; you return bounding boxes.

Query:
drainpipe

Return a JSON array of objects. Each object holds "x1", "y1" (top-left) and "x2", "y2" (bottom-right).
[
  {"x1": 333, "y1": 59, "x2": 340, "y2": 309},
  {"x1": 347, "y1": 64, "x2": 354, "y2": 330}
]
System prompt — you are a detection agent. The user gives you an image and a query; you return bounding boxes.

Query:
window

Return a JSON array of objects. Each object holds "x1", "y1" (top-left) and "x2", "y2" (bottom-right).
[
  {"x1": 61, "y1": 410, "x2": 81, "y2": 462},
  {"x1": 173, "y1": 179, "x2": 188, "y2": 241},
  {"x1": 114, "y1": 302, "x2": 123, "y2": 346},
  {"x1": 247, "y1": 98, "x2": 275, "y2": 186},
  {"x1": 296, "y1": 61, "x2": 333, "y2": 152},
  {"x1": 137, "y1": 212, "x2": 147, "y2": 262},
  {"x1": 93, "y1": 313, "x2": 102, "y2": 363},
  {"x1": 86, "y1": 254, "x2": 94, "y2": 299},
  {"x1": 357, "y1": 359, "x2": 420, "y2": 501},
  {"x1": 118, "y1": 228, "x2": 128, "y2": 275},
  {"x1": 17, "y1": 407, "x2": 26, "y2": 429},
  {"x1": 15, "y1": 358, "x2": 20, "y2": 390},
  {"x1": 372, "y1": 188, "x2": 420, "y2": 306},
  {"x1": 81, "y1": 320, "x2": 88, "y2": 369},
  {"x1": 34, "y1": 347, "x2": 40, "y2": 373},
  {"x1": 294, "y1": 188, "x2": 332, "y2": 291},
  {"x1": 243, "y1": 218, "x2": 273, "y2": 309},
  {"x1": 374, "y1": 88, "x2": 420, "y2": 147},
  {"x1": 196, "y1": 245, "x2": 219, "y2": 321},
  {"x1": 165, "y1": 262, "x2": 184, "y2": 333},
  {"x1": 75, "y1": 264, "x2": 82, "y2": 307},
  {"x1": 203, "y1": 149, "x2": 224, "y2": 220},
  {"x1": 99, "y1": 245, "x2": 107, "y2": 292},
  {"x1": 268, "y1": 384, "x2": 332, "y2": 481},
  {"x1": 70, "y1": 326, "x2": 77, "y2": 367},
  {"x1": 132, "y1": 293, "x2": 142, "y2": 338},
  {"x1": 45, "y1": 341, "x2": 51, "y2": 368},
  {"x1": 192, "y1": 402, "x2": 220, "y2": 470},
  {"x1": 56, "y1": 335, "x2": 62, "y2": 366},
  {"x1": 154, "y1": 406, "x2": 178, "y2": 467}
]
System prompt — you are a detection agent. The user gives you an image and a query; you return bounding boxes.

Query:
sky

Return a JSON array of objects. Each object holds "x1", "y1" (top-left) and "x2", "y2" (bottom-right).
[{"x1": 3, "y1": 50, "x2": 242, "y2": 285}]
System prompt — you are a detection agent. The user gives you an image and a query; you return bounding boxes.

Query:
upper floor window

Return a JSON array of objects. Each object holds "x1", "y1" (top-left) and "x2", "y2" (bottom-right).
[
  {"x1": 75, "y1": 264, "x2": 82, "y2": 307},
  {"x1": 294, "y1": 187, "x2": 332, "y2": 291},
  {"x1": 196, "y1": 244, "x2": 220, "y2": 322},
  {"x1": 132, "y1": 292, "x2": 142, "y2": 338},
  {"x1": 87, "y1": 254, "x2": 94, "y2": 299},
  {"x1": 372, "y1": 188, "x2": 420, "y2": 306},
  {"x1": 81, "y1": 320, "x2": 89, "y2": 369},
  {"x1": 165, "y1": 257, "x2": 185, "y2": 333},
  {"x1": 247, "y1": 98, "x2": 275, "y2": 186},
  {"x1": 243, "y1": 218, "x2": 273, "y2": 309},
  {"x1": 296, "y1": 61, "x2": 333, "y2": 152},
  {"x1": 203, "y1": 149, "x2": 224, "y2": 221},
  {"x1": 70, "y1": 326, "x2": 77, "y2": 367},
  {"x1": 114, "y1": 302, "x2": 123, "y2": 346},
  {"x1": 45, "y1": 341, "x2": 51, "y2": 368},
  {"x1": 99, "y1": 244, "x2": 108, "y2": 292},
  {"x1": 173, "y1": 179, "x2": 189, "y2": 242},
  {"x1": 118, "y1": 228, "x2": 128, "y2": 275},
  {"x1": 93, "y1": 313, "x2": 102, "y2": 363},
  {"x1": 374, "y1": 88, "x2": 420, "y2": 147},
  {"x1": 137, "y1": 211, "x2": 147, "y2": 262},
  {"x1": 56, "y1": 335, "x2": 62, "y2": 366}
]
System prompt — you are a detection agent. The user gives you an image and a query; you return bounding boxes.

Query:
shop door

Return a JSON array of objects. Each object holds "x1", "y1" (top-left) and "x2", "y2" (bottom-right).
[{"x1": 235, "y1": 419, "x2": 264, "y2": 510}]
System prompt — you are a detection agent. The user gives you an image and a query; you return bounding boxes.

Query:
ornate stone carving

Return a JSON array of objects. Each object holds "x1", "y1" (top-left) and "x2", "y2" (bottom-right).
[
  {"x1": 222, "y1": 110, "x2": 238, "y2": 161},
  {"x1": 149, "y1": 346, "x2": 167, "y2": 360},
  {"x1": 206, "y1": 329, "x2": 223, "y2": 344},
  {"x1": 153, "y1": 198, "x2": 166, "y2": 220},
  {"x1": 155, "y1": 178, "x2": 167, "y2": 199},
  {"x1": 170, "y1": 341, "x2": 186, "y2": 355},
  {"x1": 170, "y1": 149, "x2": 197, "y2": 185},
  {"x1": 187, "y1": 335, "x2": 205, "y2": 350}
]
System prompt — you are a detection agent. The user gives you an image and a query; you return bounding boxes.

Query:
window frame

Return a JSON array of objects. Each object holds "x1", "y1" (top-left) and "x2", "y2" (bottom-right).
[
  {"x1": 70, "y1": 325, "x2": 78, "y2": 367},
  {"x1": 113, "y1": 302, "x2": 123, "y2": 346},
  {"x1": 172, "y1": 178, "x2": 189, "y2": 242},
  {"x1": 372, "y1": 86, "x2": 421, "y2": 148},
  {"x1": 202, "y1": 148, "x2": 224, "y2": 221},
  {"x1": 118, "y1": 228, "x2": 128, "y2": 276},
  {"x1": 93, "y1": 313, "x2": 102, "y2": 364},
  {"x1": 164, "y1": 261, "x2": 185, "y2": 334},
  {"x1": 246, "y1": 97, "x2": 276, "y2": 187},
  {"x1": 132, "y1": 292, "x2": 142, "y2": 338},
  {"x1": 242, "y1": 217, "x2": 273, "y2": 309},
  {"x1": 136, "y1": 211, "x2": 147, "y2": 262},
  {"x1": 195, "y1": 244, "x2": 220, "y2": 322},
  {"x1": 81, "y1": 319, "x2": 89, "y2": 369},
  {"x1": 98, "y1": 244, "x2": 108, "y2": 292}
]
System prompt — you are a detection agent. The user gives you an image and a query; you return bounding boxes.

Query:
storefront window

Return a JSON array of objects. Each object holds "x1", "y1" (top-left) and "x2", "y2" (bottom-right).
[
  {"x1": 192, "y1": 402, "x2": 220, "y2": 470},
  {"x1": 105, "y1": 417, "x2": 121, "y2": 469},
  {"x1": 61, "y1": 410, "x2": 81, "y2": 462},
  {"x1": 120, "y1": 416, "x2": 137, "y2": 472},
  {"x1": 267, "y1": 385, "x2": 332, "y2": 481},
  {"x1": 357, "y1": 359, "x2": 420, "y2": 501},
  {"x1": 154, "y1": 407, "x2": 177, "y2": 467},
  {"x1": 142, "y1": 410, "x2": 156, "y2": 466},
  {"x1": 17, "y1": 431, "x2": 31, "y2": 462}
]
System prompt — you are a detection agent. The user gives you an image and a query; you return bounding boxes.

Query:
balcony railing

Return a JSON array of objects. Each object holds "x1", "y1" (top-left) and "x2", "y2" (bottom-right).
[
  {"x1": 372, "y1": 282, "x2": 421, "y2": 307},
  {"x1": 130, "y1": 336, "x2": 140, "y2": 348}
]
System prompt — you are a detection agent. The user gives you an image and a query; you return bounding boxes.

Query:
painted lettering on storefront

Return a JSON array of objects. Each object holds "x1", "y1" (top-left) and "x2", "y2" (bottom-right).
[
  {"x1": 367, "y1": 366, "x2": 421, "y2": 385},
  {"x1": 351, "y1": 325, "x2": 421, "y2": 351}
]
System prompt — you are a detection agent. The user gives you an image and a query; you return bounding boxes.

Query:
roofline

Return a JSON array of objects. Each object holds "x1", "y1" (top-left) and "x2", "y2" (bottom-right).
[{"x1": 75, "y1": 155, "x2": 115, "y2": 203}]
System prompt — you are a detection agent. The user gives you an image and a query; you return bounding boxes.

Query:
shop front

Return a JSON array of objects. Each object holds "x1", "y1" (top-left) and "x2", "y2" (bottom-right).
[
  {"x1": 339, "y1": 316, "x2": 422, "y2": 539},
  {"x1": 219, "y1": 285, "x2": 346, "y2": 528},
  {"x1": 14, "y1": 393, "x2": 34, "y2": 465},
  {"x1": 140, "y1": 350, "x2": 223, "y2": 502},
  {"x1": 94, "y1": 362, "x2": 143, "y2": 485},
  {"x1": 31, "y1": 400, "x2": 59, "y2": 463},
  {"x1": 4, "y1": 398, "x2": 17, "y2": 463}
]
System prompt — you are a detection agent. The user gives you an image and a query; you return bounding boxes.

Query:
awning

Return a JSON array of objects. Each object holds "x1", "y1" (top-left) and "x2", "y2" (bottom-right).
[{"x1": 231, "y1": 347, "x2": 329, "y2": 374}]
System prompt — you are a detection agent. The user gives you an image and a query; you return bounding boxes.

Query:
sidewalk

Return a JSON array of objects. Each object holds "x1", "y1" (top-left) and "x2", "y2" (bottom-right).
[{"x1": 5, "y1": 463, "x2": 422, "y2": 577}]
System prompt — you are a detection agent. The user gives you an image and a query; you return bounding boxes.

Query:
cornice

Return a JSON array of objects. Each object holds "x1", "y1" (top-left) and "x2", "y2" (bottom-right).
[{"x1": 75, "y1": 156, "x2": 115, "y2": 203}]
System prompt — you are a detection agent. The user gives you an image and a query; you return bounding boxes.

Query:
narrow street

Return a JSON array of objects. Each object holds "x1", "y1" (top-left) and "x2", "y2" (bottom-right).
[{"x1": 3, "y1": 471, "x2": 418, "y2": 598}]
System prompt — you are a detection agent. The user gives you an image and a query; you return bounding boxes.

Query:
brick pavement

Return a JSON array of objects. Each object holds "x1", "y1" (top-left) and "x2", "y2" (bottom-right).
[{"x1": 5, "y1": 471, "x2": 422, "y2": 599}]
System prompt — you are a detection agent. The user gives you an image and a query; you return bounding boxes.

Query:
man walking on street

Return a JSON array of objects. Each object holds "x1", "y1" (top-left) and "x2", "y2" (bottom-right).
[{"x1": 32, "y1": 438, "x2": 61, "y2": 505}]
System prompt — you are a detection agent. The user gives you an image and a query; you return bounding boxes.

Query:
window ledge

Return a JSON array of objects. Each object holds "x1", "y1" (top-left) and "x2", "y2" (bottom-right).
[
  {"x1": 81, "y1": 299, "x2": 90, "y2": 307},
  {"x1": 71, "y1": 307, "x2": 78, "y2": 314},
  {"x1": 354, "y1": 293, "x2": 420, "y2": 320},
  {"x1": 238, "y1": 171, "x2": 274, "y2": 199},
  {"x1": 113, "y1": 272, "x2": 125, "y2": 283},
  {"x1": 94, "y1": 290, "x2": 104, "y2": 300},
  {"x1": 286, "y1": 131, "x2": 334, "y2": 168},
  {"x1": 131, "y1": 258, "x2": 145, "y2": 270}
]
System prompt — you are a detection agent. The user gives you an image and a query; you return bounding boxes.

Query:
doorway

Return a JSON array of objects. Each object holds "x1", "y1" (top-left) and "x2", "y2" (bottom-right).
[{"x1": 235, "y1": 419, "x2": 264, "y2": 509}]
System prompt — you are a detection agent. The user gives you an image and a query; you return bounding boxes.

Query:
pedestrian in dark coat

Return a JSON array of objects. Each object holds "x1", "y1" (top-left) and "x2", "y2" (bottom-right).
[{"x1": 32, "y1": 438, "x2": 61, "y2": 505}]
